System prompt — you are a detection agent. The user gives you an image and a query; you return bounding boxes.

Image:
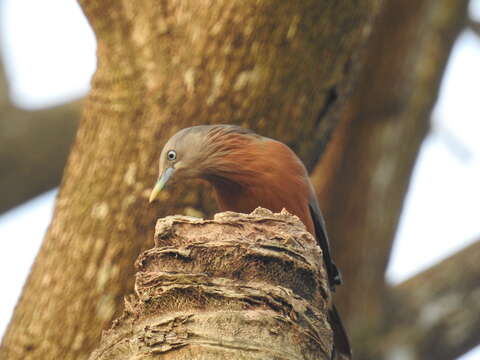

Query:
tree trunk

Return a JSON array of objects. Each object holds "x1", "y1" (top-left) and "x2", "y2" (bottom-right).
[
  {"x1": 90, "y1": 209, "x2": 334, "y2": 360},
  {"x1": 0, "y1": 1, "x2": 381, "y2": 359}
]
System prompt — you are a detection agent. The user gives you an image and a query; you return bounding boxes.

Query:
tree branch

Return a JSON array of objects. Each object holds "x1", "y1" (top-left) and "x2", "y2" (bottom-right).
[
  {"x1": 90, "y1": 209, "x2": 334, "y2": 360},
  {"x1": 0, "y1": 41, "x2": 81, "y2": 213},
  {"x1": 311, "y1": 2, "x2": 469, "y2": 356},
  {"x1": 0, "y1": 101, "x2": 81, "y2": 213},
  {"x1": 385, "y1": 239, "x2": 480, "y2": 360},
  {"x1": 468, "y1": 18, "x2": 480, "y2": 37},
  {"x1": 0, "y1": 58, "x2": 10, "y2": 108}
]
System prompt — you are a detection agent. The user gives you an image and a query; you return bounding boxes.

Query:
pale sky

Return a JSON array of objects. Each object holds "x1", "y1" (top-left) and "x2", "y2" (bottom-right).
[{"x1": 0, "y1": 0, "x2": 479, "y2": 358}]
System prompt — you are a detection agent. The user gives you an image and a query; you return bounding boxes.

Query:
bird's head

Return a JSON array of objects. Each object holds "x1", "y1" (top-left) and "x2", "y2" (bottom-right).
[
  {"x1": 149, "y1": 126, "x2": 208, "y2": 202},
  {"x1": 149, "y1": 125, "x2": 257, "y2": 203}
]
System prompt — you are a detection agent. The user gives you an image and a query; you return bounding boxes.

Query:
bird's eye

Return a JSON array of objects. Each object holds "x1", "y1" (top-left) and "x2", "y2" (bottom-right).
[{"x1": 167, "y1": 150, "x2": 177, "y2": 161}]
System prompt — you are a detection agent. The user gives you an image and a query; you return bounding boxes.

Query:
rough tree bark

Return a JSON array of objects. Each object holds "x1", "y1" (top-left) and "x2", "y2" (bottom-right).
[
  {"x1": 311, "y1": 0, "x2": 470, "y2": 358},
  {"x1": 90, "y1": 209, "x2": 334, "y2": 360},
  {"x1": 0, "y1": 1, "x2": 381, "y2": 359}
]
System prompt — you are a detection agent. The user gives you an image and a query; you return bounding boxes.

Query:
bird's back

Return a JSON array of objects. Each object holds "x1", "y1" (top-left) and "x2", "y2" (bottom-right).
[{"x1": 208, "y1": 137, "x2": 315, "y2": 233}]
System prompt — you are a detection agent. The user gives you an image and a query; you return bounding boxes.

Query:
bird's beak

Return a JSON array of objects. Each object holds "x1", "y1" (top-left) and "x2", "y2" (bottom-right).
[{"x1": 149, "y1": 167, "x2": 174, "y2": 203}]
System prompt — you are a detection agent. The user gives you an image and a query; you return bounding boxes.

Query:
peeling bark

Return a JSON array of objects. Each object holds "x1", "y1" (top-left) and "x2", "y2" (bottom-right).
[
  {"x1": 90, "y1": 209, "x2": 333, "y2": 360},
  {"x1": 0, "y1": 1, "x2": 381, "y2": 359},
  {"x1": 311, "y1": 1, "x2": 469, "y2": 357}
]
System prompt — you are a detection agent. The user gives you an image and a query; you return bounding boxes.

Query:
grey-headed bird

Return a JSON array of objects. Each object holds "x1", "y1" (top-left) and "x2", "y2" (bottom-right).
[{"x1": 150, "y1": 124, "x2": 351, "y2": 359}]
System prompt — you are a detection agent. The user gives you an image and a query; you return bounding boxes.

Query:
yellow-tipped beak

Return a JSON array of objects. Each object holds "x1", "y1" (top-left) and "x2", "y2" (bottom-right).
[
  {"x1": 149, "y1": 181, "x2": 163, "y2": 203},
  {"x1": 149, "y1": 167, "x2": 174, "y2": 203}
]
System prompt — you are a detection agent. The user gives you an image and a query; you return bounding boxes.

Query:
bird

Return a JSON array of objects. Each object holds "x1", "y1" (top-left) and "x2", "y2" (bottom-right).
[{"x1": 149, "y1": 124, "x2": 351, "y2": 359}]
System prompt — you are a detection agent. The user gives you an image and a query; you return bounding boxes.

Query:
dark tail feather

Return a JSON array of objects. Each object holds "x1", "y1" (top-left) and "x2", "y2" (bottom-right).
[{"x1": 329, "y1": 305, "x2": 352, "y2": 360}]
